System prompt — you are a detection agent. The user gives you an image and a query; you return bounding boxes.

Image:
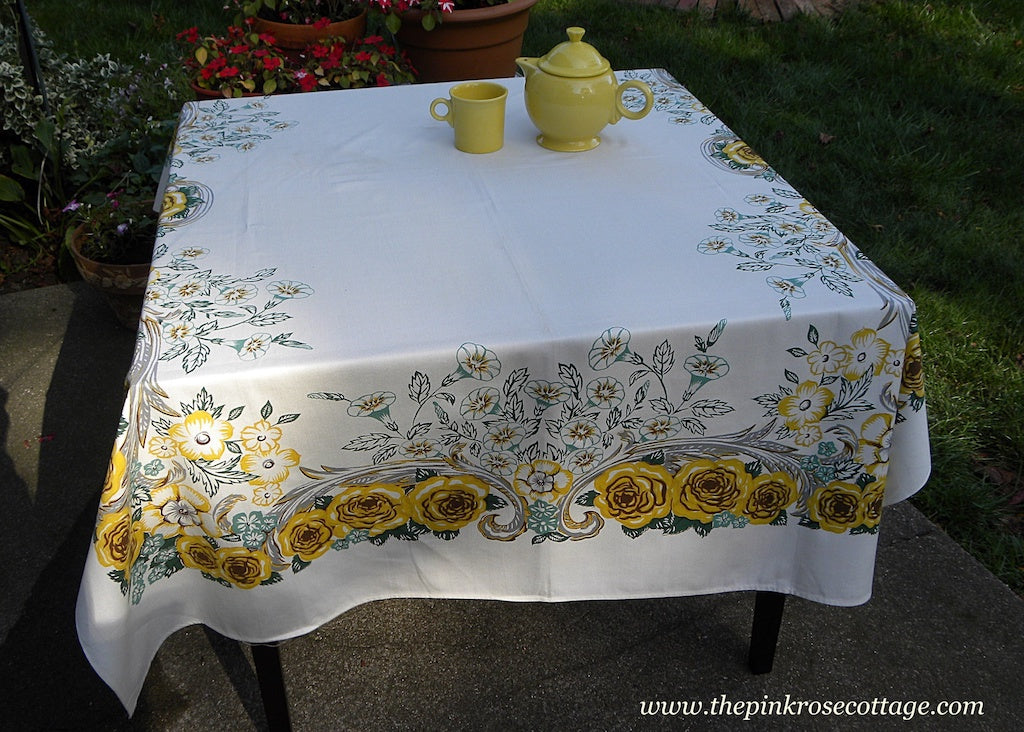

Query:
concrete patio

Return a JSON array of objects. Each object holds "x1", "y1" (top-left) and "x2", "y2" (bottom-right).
[{"x1": 2, "y1": 281, "x2": 1024, "y2": 730}]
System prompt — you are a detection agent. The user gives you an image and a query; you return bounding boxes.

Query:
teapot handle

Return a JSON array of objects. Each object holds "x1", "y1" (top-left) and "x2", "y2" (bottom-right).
[{"x1": 615, "y1": 80, "x2": 654, "y2": 121}]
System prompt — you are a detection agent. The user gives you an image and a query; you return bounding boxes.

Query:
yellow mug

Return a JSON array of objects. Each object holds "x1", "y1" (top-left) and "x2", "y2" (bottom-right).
[{"x1": 430, "y1": 82, "x2": 508, "y2": 154}]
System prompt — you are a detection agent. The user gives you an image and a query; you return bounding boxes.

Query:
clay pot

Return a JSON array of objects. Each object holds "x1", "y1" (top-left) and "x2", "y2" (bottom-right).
[
  {"x1": 396, "y1": 0, "x2": 539, "y2": 83},
  {"x1": 67, "y1": 224, "x2": 151, "y2": 329}
]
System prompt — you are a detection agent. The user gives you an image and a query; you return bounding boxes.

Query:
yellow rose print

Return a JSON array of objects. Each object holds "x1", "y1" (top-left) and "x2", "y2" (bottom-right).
[
  {"x1": 673, "y1": 459, "x2": 752, "y2": 521},
  {"x1": 278, "y1": 510, "x2": 335, "y2": 562},
  {"x1": 778, "y1": 381, "x2": 834, "y2": 431},
  {"x1": 409, "y1": 475, "x2": 489, "y2": 532},
  {"x1": 514, "y1": 460, "x2": 573, "y2": 504},
  {"x1": 217, "y1": 547, "x2": 273, "y2": 589},
  {"x1": 94, "y1": 510, "x2": 144, "y2": 570},
  {"x1": 860, "y1": 480, "x2": 886, "y2": 529},
  {"x1": 177, "y1": 535, "x2": 220, "y2": 576},
  {"x1": 901, "y1": 332, "x2": 925, "y2": 399},
  {"x1": 241, "y1": 447, "x2": 301, "y2": 486},
  {"x1": 843, "y1": 328, "x2": 890, "y2": 380},
  {"x1": 169, "y1": 410, "x2": 233, "y2": 461},
  {"x1": 742, "y1": 472, "x2": 797, "y2": 524},
  {"x1": 722, "y1": 139, "x2": 767, "y2": 168},
  {"x1": 809, "y1": 482, "x2": 865, "y2": 533},
  {"x1": 240, "y1": 419, "x2": 283, "y2": 455},
  {"x1": 161, "y1": 189, "x2": 187, "y2": 219},
  {"x1": 329, "y1": 483, "x2": 408, "y2": 536},
  {"x1": 100, "y1": 448, "x2": 128, "y2": 504},
  {"x1": 592, "y1": 462, "x2": 673, "y2": 529}
]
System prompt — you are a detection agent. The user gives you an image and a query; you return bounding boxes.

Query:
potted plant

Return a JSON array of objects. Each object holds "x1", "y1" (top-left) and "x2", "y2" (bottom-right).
[
  {"x1": 234, "y1": 0, "x2": 369, "y2": 49},
  {"x1": 295, "y1": 34, "x2": 417, "y2": 90},
  {"x1": 60, "y1": 114, "x2": 175, "y2": 328},
  {"x1": 367, "y1": 0, "x2": 539, "y2": 82},
  {"x1": 178, "y1": 25, "x2": 293, "y2": 98}
]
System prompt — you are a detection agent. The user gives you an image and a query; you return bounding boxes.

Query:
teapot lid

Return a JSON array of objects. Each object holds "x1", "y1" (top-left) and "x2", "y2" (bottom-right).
[{"x1": 539, "y1": 27, "x2": 611, "y2": 78}]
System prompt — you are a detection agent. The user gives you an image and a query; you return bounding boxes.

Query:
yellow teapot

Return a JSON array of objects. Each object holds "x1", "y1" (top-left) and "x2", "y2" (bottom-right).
[{"x1": 516, "y1": 27, "x2": 654, "y2": 152}]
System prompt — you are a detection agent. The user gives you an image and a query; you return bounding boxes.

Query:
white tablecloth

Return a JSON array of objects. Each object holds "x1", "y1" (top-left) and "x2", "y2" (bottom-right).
[{"x1": 77, "y1": 69, "x2": 930, "y2": 713}]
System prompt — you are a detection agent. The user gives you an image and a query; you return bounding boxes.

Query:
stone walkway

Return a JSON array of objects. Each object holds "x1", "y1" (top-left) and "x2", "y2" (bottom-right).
[{"x1": 637, "y1": 0, "x2": 866, "y2": 22}]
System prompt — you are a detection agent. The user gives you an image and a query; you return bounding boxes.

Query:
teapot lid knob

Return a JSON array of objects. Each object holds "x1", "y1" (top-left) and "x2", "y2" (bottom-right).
[{"x1": 538, "y1": 26, "x2": 611, "y2": 78}]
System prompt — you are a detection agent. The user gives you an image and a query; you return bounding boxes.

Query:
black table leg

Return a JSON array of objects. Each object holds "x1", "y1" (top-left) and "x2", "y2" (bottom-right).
[
  {"x1": 251, "y1": 643, "x2": 292, "y2": 731},
  {"x1": 748, "y1": 591, "x2": 786, "y2": 674}
]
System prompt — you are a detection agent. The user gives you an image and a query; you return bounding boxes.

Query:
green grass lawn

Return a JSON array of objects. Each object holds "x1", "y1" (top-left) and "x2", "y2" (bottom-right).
[{"x1": 18, "y1": 0, "x2": 1024, "y2": 591}]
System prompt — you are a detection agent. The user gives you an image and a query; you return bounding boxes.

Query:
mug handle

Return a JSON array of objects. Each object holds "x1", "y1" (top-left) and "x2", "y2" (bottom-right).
[
  {"x1": 430, "y1": 98, "x2": 453, "y2": 126},
  {"x1": 615, "y1": 80, "x2": 654, "y2": 121}
]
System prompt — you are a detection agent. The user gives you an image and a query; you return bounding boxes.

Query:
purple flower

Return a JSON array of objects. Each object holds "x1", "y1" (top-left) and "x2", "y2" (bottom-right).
[
  {"x1": 116, "y1": 223, "x2": 129, "y2": 235},
  {"x1": 62, "y1": 200, "x2": 82, "y2": 213}
]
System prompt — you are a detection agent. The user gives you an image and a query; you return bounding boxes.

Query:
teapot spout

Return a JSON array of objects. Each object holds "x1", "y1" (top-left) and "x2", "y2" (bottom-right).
[{"x1": 516, "y1": 56, "x2": 539, "y2": 79}]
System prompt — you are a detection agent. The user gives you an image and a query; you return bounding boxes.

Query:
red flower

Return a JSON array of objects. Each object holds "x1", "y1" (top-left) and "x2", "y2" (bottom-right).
[
  {"x1": 355, "y1": 51, "x2": 373, "y2": 63},
  {"x1": 263, "y1": 56, "x2": 282, "y2": 71},
  {"x1": 364, "y1": 35, "x2": 384, "y2": 45},
  {"x1": 218, "y1": 66, "x2": 240, "y2": 79},
  {"x1": 313, "y1": 17, "x2": 331, "y2": 30},
  {"x1": 176, "y1": 27, "x2": 199, "y2": 44},
  {"x1": 229, "y1": 44, "x2": 249, "y2": 55},
  {"x1": 375, "y1": 73, "x2": 391, "y2": 87},
  {"x1": 259, "y1": 33, "x2": 276, "y2": 44},
  {"x1": 293, "y1": 69, "x2": 318, "y2": 92}
]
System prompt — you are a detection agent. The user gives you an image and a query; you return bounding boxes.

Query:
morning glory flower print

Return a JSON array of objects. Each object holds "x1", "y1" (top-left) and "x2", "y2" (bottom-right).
[
  {"x1": 216, "y1": 284, "x2": 258, "y2": 305},
  {"x1": 460, "y1": 387, "x2": 501, "y2": 419},
  {"x1": 560, "y1": 419, "x2": 601, "y2": 449},
  {"x1": 567, "y1": 448, "x2": 603, "y2": 474},
  {"x1": 456, "y1": 343, "x2": 500, "y2": 381},
  {"x1": 238, "y1": 333, "x2": 272, "y2": 361},
  {"x1": 525, "y1": 380, "x2": 571, "y2": 406},
  {"x1": 586, "y1": 377, "x2": 624, "y2": 408},
  {"x1": 400, "y1": 439, "x2": 437, "y2": 459},
  {"x1": 698, "y1": 236, "x2": 735, "y2": 255},
  {"x1": 175, "y1": 247, "x2": 208, "y2": 262},
  {"x1": 640, "y1": 416, "x2": 682, "y2": 441},
  {"x1": 481, "y1": 451, "x2": 517, "y2": 476},
  {"x1": 588, "y1": 327, "x2": 631, "y2": 370},
  {"x1": 348, "y1": 392, "x2": 396, "y2": 418},
  {"x1": 267, "y1": 280, "x2": 313, "y2": 299},
  {"x1": 483, "y1": 422, "x2": 525, "y2": 452},
  {"x1": 767, "y1": 276, "x2": 807, "y2": 299}
]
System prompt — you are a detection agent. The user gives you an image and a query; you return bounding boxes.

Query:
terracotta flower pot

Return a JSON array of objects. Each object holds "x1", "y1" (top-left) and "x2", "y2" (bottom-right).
[
  {"x1": 254, "y1": 9, "x2": 368, "y2": 49},
  {"x1": 396, "y1": 0, "x2": 539, "y2": 83},
  {"x1": 67, "y1": 224, "x2": 151, "y2": 329}
]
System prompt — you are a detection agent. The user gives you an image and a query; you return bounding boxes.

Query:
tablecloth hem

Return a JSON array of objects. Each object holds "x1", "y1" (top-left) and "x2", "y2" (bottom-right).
[{"x1": 82, "y1": 580, "x2": 871, "y2": 716}]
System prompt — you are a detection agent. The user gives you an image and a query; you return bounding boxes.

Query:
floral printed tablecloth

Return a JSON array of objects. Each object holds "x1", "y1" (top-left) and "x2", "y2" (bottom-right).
[{"x1": 77, "y1": 70, "x2": 929, "y2": 713}]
